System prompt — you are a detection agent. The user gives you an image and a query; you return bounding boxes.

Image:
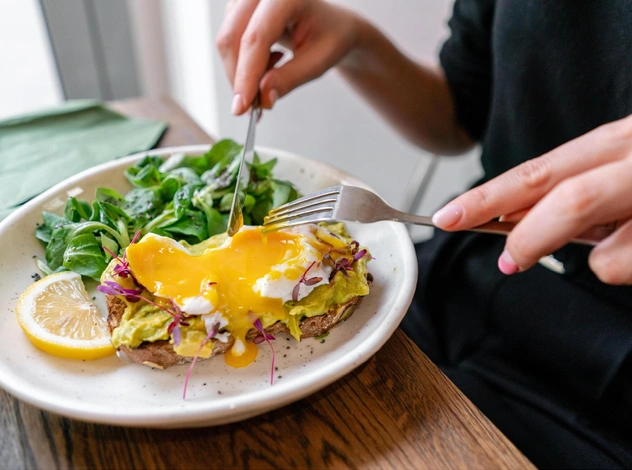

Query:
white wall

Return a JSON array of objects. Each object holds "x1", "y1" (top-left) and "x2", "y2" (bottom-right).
[{"x1": 0, "y1": 0, "x2": 62, "y2": 119}]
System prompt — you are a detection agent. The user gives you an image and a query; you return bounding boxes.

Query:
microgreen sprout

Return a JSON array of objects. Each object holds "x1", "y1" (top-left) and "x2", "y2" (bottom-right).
[
  {"x1": 291, "y1": 261, "x2": 323, "y2": 302},
  {"x1": 253, "y1": 318, "x2": 276, "y2": 385},
  {"x1": 183, "y1": 321, "x2": 221, "y2": 400},
  {"x1": 322, "y1": 240, "x2": 372, "y2": 282},
  {"x1": 97, "y1": 281, "x2": 188, "y2": 345},
  {"x1": 102, "y1": 230, "x2": 142, "y2": 280},
  {"x1": 166, "y1": 300, "x2": 190, "y2": 347},
  {"x1": 97, "y1": 281, "x2": 143, "y2": 302}
]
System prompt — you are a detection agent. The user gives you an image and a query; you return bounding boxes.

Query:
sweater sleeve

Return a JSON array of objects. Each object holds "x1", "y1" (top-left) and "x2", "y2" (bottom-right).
[{"x1": 439, "y1": 0, "x2": 496, "y2": 141}]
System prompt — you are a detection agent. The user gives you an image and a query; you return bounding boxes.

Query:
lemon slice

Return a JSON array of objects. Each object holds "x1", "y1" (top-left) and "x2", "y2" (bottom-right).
[{"x1": 16, "y1": 271, "x2": 115, "y2": 360}]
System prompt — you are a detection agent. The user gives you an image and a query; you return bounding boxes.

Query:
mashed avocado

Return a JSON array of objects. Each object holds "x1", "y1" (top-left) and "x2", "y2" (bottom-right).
[{"x1": 104, "y1": 223, "x2": 371, "y2": 354}]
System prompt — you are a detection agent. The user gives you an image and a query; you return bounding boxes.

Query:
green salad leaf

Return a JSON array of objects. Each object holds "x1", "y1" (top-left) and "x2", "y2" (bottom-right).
[{"x1": 34, "y1": 139, "x2": 301, "y2": 280}]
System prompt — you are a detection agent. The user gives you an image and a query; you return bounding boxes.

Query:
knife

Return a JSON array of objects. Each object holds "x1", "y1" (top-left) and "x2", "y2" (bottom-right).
[{"x1": 227, "y1": 94, "x2": 261, "y2": 237}]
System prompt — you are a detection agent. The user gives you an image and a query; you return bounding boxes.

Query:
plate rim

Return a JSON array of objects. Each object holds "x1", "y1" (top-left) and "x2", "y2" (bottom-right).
[{"x1": 0, "y1": 144, "x2": 418, "y2": 427}]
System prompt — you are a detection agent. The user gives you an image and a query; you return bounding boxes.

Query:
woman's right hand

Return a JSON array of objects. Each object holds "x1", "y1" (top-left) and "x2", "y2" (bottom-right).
[{"x1": 216, "y1": 0, "x2": 362, "y2": 115}]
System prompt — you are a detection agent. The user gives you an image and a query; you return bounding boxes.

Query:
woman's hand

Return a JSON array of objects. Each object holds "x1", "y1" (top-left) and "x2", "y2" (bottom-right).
[
  {"x1": 216, "y1": 0, "x2": 361, "y2": 114},
  {"x1": 432, "y1": 114, "x2": 632, "y2": 285}
]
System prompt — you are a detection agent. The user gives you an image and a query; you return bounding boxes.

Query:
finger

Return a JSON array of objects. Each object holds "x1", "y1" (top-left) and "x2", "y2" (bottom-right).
[
  {"x1": 232, "y1": 0, "x2": 300, "y2": 114},
  {"x1": 216, "y1": 0, "x2": 260, "y2": 85},
  {"x1": 499, "y1": 207, "x2": 532, "y2": 223},
  {"x1": 499, "y1": 159, "x2": 632, "y2": 273},
  {"x1": 589, "y1": 219, "x2": 632, "y2": 285},
  {"x1": 258, "y1": 36, "x2": 343, "y2": 108},
  {"x1": 432, "y1": 121, "x2": 630, "y2": 231}
]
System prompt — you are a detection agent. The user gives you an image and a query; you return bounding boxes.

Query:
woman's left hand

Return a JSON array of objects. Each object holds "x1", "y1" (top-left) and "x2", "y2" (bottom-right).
[{"x1": 431, "y1": 114, "x2": 632, "y2": 285}]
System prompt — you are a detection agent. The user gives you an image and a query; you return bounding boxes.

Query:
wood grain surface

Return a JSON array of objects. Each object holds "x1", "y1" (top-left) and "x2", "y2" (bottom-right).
[{"x1": 0, "y1": 96, "x2": 534, "y2": 470}]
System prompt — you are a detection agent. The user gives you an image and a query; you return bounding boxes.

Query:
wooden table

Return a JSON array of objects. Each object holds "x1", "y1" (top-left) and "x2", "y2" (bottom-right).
[{"x1": 1, "y1": 97, "x2": 534, "y2": 470}]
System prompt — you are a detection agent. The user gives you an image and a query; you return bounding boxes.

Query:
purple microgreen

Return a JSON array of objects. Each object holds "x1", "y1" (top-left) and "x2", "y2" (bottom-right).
[
  {"x1": 353, "y1": 249, "x2": 367, "y2": 261},
  {"x1": 291, "y1": 283, "x2": 301, "y2": 302},
  {"x1": 183, "y1": 321, "x2": 221, "y2": 400},
  {"x1": 328, "y1": 257, "x2": 353, "y2": 281},
  {"x1": 130, "y1": 229, "x2": 142, "y2": 245},
  {"x1": 166, "y1": 300, "x2": 190, "y2": 347},
  {"x1": 97, "y1": 281, "x2": 142, "y2": 302},
  {"x1": 292, "y1": 261, "x2": 322, "y2": 301},
  {"x1": 171, "y1": 324, "x2": 182, "y2": 347},
  {"x1": 102, "y1": 230, "x2": 142, "y2": 280},
  {"x1": 97, "y1": 282, "x2": 190, "y2": 339},
  {"x1": 303, "y1": 277, "x2": 323, "y2": 286},
  {"x1": 253, "y1": 318, "x2": 276, "y2": 385},
  {"x1": 349, "y1": 240, "x2": 360, "y2": 253}
]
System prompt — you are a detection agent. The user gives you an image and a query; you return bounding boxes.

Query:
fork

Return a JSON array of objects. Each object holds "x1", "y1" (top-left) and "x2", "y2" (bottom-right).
[{"x1": 263, "y1": 185, "x2": 610, "y2": 246}]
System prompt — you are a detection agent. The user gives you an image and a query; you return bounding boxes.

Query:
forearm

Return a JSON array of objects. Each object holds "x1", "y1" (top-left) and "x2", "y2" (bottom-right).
[{"x1": 338, "y1": 17, "x2": 474, "y2": 155}]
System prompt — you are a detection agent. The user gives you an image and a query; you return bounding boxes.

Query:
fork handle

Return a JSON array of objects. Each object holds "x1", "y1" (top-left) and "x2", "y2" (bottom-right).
[{"x1": 392, "y1": 212, "x2": 609, "y2": 247}]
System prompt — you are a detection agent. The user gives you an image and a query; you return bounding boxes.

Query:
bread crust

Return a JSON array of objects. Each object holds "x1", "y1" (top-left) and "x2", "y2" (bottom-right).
[{"x1": 105, "y1": 275, "x2": 369, "y2": 369}]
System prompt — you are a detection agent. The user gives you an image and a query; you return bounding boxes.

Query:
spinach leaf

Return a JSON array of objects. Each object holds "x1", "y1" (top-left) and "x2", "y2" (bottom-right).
[
  {"x1": 251, "y1": 199, "x2": 273, "y2": 225},
  {"x1": 169, "y1": 167, "x2": 202, "y2": 186},
  {"x1": 63, "y1": 233, "x2": 107, "y2": 280},
  {"x1": 46, "y1": 224, "x2": 77, "y2": 270},
  {"x1": 204, "y1": 139, "x2": 243, "y2": 168},
  {"x1": 125, "y1": 187, "x2": 163, "y2": 221},
  {"x1": 95, "y1": 187, "x2": 126, "y2": 207},
  {"x1": 43, "y1": 211, "x2": 70, "y2": 231},
  {"x1": 35, "y1": 224, "x2": 52, "y2": 244},
  {"x1": 157, "y1": 174, "x2": 182, "y2": 200},
  {"x1": 162, "y1": 210, "x2": 209, "y2": 243},
  {"x1": 250, "y1": 154, "x2": 277, "y2": 180},
  {"x1": 271, "y1": 180, "x2": 298, "y2": 208},
  {"x1": 64, "y1": 197, "x2": 92, "y2": 222},
  {"x1": 126, "y1": 164, "x2": 163, "y2": 188},
  {"x1": 160, "y1": 152, "x2": 210, "y2": 175},
  {"x1": 100, "y1": 233, "x2": 119, "y2": 261},
  {"x1": 174, "y1": 184, "x2": 198, "y2": 219},
  {"x1": 218, "y1": 193, "x2": 233, "y2": 212}
]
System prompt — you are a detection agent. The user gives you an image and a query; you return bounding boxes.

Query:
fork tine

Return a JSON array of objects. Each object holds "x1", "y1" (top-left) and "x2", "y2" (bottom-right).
[
  {"x1": 267, "y1": 186, "x2": 341, "y2": 215},
  {"x1": 264, "y1": 205, "x2": 334, "y2": 226},
  {"x1": 263, "y1": 213, "x2": 335, "y2": 233},
  {"x1": 266, "y1": 197, "x2": 337, "y2": 219}
]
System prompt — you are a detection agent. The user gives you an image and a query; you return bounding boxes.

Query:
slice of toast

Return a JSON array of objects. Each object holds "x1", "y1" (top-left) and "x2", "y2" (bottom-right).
[{"x1": 105, "y1": 275, "x2": 370, "y2": 369}]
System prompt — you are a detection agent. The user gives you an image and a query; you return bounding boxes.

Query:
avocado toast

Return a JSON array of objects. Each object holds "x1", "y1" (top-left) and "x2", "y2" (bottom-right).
[{"x1": 101, "y1": 222, "x2": 372, "y2": 370}]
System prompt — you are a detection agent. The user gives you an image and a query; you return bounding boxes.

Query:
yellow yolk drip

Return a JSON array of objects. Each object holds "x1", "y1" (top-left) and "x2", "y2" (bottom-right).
[
  {"x1": 125, "y1": 227, "x2": 328, "y2": 367},
  {"x1": 225, "y1": 336, "x2": 258, "y2": 368}
]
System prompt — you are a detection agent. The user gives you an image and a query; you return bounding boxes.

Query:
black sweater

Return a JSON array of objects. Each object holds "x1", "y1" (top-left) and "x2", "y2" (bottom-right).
[{"x1": 440, "y1": 0, "x2": 632, "y2": 178}]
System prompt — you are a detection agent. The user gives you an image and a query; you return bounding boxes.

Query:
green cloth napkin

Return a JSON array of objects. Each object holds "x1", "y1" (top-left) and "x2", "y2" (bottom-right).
[{"x1": 0, "y1": 100, "x2": 167, "y2": 220}]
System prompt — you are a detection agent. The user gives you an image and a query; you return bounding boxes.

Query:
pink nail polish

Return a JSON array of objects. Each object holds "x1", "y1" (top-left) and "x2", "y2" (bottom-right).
[
  {"x1": 231, "y1": 94, "x2": 242, "y2": 115},
  {"x1": 432, "y1": 205, "x2": 463, "y2": 228},
  {"x1": 498, "y1": 250, "x2": 519, "y2": 275}
]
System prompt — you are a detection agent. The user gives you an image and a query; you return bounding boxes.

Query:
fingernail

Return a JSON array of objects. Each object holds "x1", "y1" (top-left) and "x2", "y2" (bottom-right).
[
  {"x1": 268, "y1": 89, "x2": 279, "y2": 108},
  {"x1": 432, "y1": 205, "x2": 463, "y2": 228},
  {"x1": 231, "y1": 94, "x2": 243, "y2": 115},
  {"x1": 498, "y1": 250, "x2": 519, "y2": 275}
]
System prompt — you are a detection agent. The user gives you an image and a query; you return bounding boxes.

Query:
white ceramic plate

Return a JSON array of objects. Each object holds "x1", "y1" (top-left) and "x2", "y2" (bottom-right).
[{"x1": 0, "y1": 145, "x2": 417, "y2": 428}]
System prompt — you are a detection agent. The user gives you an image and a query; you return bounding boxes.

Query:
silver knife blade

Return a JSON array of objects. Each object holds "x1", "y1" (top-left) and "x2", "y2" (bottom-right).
[{"x1": 227, "y1": 95, "x2": 261, "y2": 236}]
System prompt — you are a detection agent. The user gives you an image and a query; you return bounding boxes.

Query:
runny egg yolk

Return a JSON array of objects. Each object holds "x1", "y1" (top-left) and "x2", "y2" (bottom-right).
[
  {"x1": 224, "y1": 335, "x2": 259, "y2": 368},
  {"x1": 125, "y1": 227, "x2": 330, "y2": 366}
]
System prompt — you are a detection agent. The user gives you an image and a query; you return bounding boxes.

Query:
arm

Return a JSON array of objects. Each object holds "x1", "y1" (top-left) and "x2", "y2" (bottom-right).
[
  {"x1": 216, "y1": 0, "x2": 474, "y2": 155},
  {"x1": 337, "y1": 20, "x2": 474, "y2": 155}
]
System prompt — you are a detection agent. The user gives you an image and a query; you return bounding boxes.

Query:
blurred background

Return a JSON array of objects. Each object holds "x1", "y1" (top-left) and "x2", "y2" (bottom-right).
[{"x1": 1, "y1": 0, "x2": 482, "y2": 241}]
